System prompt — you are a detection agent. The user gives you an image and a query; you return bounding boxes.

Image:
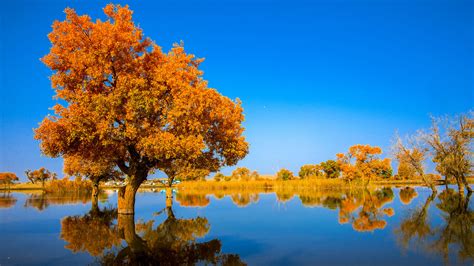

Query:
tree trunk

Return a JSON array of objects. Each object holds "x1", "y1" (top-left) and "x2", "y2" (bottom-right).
[
  {"x1": 456, "y1": 177, "x2": 465, "y2": 197},
  {"x1": 166, "y1": 187, "x2": 173, "y2": 208},
  {"x1": 461, "y1": 174, "x2": 472, "y2": 193},
  {"x1": 91, "y1": 181, "x2": 100, "y2": 213},
  {"x1": 118, "y1": 174, "x2": 146, "y2": 214},
  {"x1": 421, "y1": 174, "x2": 437, "y2": 193}
]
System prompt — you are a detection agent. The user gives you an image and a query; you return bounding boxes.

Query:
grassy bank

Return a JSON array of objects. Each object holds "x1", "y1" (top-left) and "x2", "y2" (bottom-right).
[
  {"x1": 2, "y1": 177, "x2": 473, "y2": 192},
  {"x1": 1, "y1": 183, "x2": 44, "y2": 191}
]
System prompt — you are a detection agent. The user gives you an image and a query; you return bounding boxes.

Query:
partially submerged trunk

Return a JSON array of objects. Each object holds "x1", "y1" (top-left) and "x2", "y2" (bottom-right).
[
  {"x1": 457, "y1": 178, "x2": 465, "y2": 197},
  {"x1": 166, "y1": 187, "x2": 173, "y2": 208},
  {"x1": 91, "y1": 181, "x2": 100, "y2": 213},
  {"x1": 118, "y1": 173, "x2": 147, "y2": 214}
]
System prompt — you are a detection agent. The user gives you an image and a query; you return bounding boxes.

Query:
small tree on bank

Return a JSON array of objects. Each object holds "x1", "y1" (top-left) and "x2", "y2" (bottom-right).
[
  {"x1": 337, "y1": 144, "x2": 392, "y2": 185},
  {"x1": 320, "y1": 160, "x2": 341, "y2": 179},
  {"x1": 213, "y1": 172, "x2": 225, "y2": 182},
  {"x1": 25, "y1": 168, "x2": 55, "y2": 188},
  {"x1": 299, "y1": 164, "x2": 322, "y2": 179},
  {"x1": 0, "y1": 173, "x2": 19, "y2": 189},
  {"x1": 231, "y1": 167, "x2": 251, "y2": 181},
  {"x1": 64, "y1": 155, "x2": 122, "y2": 210},
  {"x1": 34, "y1": 5, "x2": 248, "y2": 214},
  {"x1": 277, "y1": 169, "x2": 295, "y2": 181},
  {"x1": 423, "y1": 113, "x2": 473, "y2": 194},
  {"x1": 392, "y1": 135, "x2": 437, "y2": 192}
]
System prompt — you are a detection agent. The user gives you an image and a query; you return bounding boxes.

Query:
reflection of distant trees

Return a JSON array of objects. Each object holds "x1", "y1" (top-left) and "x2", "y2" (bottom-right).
[
  {"x1": 230, "y1": 193, "x2": 259, "y2": 207},
  {"x1": 296, "y1": 187, "x2": 395, "y2": 232},
  {"x1": 339, "y1": 188, "x2": 395, "y2": 232},
  {"x1": 431, "y1": 190, "x2": 473, "y2": 264},
  {"x1": 396, "y1": 189, "x2": 473, "y2": 265},
  {"x1": 0, "y1": 193, "x2": 17, "y2": 209},
  {"x1": 399, "y1": 187, "x2": 418, "y2": 205},
  {"x1": 176, "y1": 193, "x2": 210, "y2": 207},
  {"x1": 24, "y1": 192, "x2": 104, "y2": 211},
  {"x1": 275, "y1": 191, "x2": 295, "y2": 203},
  {"x1": 396, "y1": 191, "x2": 436, "y2": 249},
  {"x1": 176, "y1": 190, "x2": 261, "y2": 208}
]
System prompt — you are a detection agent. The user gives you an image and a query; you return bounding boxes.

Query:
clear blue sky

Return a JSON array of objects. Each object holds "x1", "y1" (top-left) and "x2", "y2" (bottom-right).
[{"x1": 0, "y1": 0, "x2": 472, "y2": 180}]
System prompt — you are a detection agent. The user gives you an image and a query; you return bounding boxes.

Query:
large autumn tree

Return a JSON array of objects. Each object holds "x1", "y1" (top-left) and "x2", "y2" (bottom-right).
[{"x1": 35, "y1": 4, "x2": 248, "y2": 214}]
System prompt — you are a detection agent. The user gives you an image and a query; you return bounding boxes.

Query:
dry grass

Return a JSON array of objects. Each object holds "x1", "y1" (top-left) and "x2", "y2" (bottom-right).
[
  {"x1": 177, "y1": 179, "x2": 372, "y2": 195},
  {"x1": 0, "y1": 182, "x2": 43, "y2": 191},
  {"x1": 45, "y1": 178, "x2": 92, "y2": 194}
]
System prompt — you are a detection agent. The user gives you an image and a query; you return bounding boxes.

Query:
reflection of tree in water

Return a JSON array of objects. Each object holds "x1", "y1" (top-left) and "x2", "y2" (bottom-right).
[
  {"x1": 432, "y1": 190, "x2": 473, "y2": 264},
  {"x1": 175, "y1": 190, "x2": 261, "y2": 208},
  {"x1": 396, "y1": 189, "x2": 473, "y2": 265},
  {"x1": 176, "y1": 193, "x2": 210, "y2": 207},
  {"x1": 396, "y1": 191, "x2": 436, "y2": 249},
  {"x1": 296, "y1": 187, "x2": 395, "y2": 232},
  {"x1": 338, "y1": 188, "x2": 395, "y2": 232},
  {"x1": 0, "y1": 193, "x2": 17, "y2": 209},
  {"x1": 230, "y1": 193, "x2": 259, "y2": 207},
  {"x1": 24, "y1": 192, "x2": 106, "y2": 211},
  {"x1": 101, "y1": 204, "x2": 245, "y2": 265},
  {"x1": 61, "y1": 207, "x2": 120, "y2": 256},
  {"x1": 275, "y1": 191, "x2": 295, "y2": 203},
  {"x1": 298, "y1": 193, "x2": 342, "y2": 209},
  {"x1": 60, "y1": 197, "x2": 245, "y2": 265},
  {"x1": 399, "y1": 187, "x2": 418, "y2": 205}
]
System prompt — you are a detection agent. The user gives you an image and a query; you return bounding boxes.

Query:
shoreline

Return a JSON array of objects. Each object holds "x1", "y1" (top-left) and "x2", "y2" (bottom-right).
[{"x1": 2, "y1": 178, "x2": 473, "y2": 192}]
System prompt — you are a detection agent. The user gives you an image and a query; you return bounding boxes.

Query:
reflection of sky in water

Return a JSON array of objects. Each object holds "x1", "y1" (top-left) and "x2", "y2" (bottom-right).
[{"x1": 0, "y1": 186, "x2": 472, "y2": 265}]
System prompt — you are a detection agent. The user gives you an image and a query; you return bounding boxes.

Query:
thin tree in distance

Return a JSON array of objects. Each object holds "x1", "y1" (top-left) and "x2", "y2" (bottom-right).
[{"x1": 392, "y1": 133, "x2": 437, "y2": 192}]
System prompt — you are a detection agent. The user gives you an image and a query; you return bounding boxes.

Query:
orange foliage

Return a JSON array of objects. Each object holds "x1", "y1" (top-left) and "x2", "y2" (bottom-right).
[
  {"x1": 395, "y1": 148, "x2": 425, "y2": 180},
  {"x1": 25, "y1": 168, "x2": 55, "y2": 186},
  {"x1": 337, "y1": 144, "x2": 392, "y2": 182},
  {"x1": 34, "y1": 4, "x2": 248, "y2": 212},
  {"x1": 64, "y1": 155, "x2": 121, "y2": 184},
  {"x1": 0, "y1": 172, "x2": 19, "y2": 187}
]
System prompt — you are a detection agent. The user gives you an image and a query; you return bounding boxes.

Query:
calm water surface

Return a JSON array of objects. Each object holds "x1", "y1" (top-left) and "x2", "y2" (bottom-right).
[{"x1": 0, "y1": 186, "x2": 472, "y2": 265}]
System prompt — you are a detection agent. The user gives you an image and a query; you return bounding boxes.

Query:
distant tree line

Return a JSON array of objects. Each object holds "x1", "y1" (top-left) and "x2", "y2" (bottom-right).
[{"x1": 211, "y1": 112, "x2": 472, "y2": 194}]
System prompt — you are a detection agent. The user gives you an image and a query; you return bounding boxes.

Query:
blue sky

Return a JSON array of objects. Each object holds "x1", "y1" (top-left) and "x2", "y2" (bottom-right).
[{"x1": 0, "y1": 0, "x2": 472, "y2": 180}]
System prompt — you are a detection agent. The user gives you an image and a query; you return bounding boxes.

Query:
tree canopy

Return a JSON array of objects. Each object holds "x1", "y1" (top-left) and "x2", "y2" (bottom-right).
[
  {"x1": 337, "y1": 144, "x2": 392, "y2": 183},
  {"x1": 34, "y1": 4, "x2": 248, "y2": 213}
]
